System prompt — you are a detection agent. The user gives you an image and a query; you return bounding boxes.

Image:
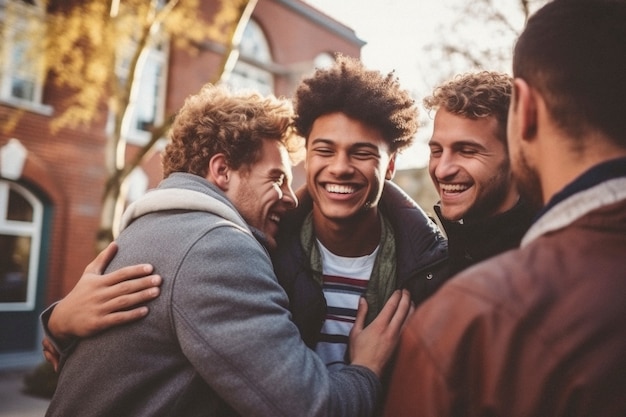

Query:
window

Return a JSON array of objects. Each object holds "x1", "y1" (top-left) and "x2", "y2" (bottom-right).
[
  {"x1": 116, "y1": 33, "x2": 169, "y2": 145},
  {"x1": 0, "y1": 180, "x2": 42, "y2": 311},
  {"x1": 228, "y1": 20, "x2": 273, "y2": 95},
  {"x1": 0, "y1": 0, "x2": 49, "y2": 111}
]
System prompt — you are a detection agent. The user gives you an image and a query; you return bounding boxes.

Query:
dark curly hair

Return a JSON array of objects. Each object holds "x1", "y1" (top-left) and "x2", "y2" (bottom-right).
[
  {"x1": 293, "y1": 54, "x2": 418, "y2": 153},
  {"x1": 423, "y1": 71, "x2": 512, "y2": 146},
  {"x1": 162, "y1": 84, "x2": 303, "y2": 178}
]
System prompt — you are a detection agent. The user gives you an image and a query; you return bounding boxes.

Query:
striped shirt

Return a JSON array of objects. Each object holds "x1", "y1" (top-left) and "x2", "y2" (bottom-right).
[{"x1": 315, "y1": 240, "x2": 379, "y2": 370}]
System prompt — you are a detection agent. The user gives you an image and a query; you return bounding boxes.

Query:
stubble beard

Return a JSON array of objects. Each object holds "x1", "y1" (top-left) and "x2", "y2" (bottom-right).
[
  {"x1": 513, "y1": 148, "x2": 544, "y2": 213},
  {"x1": 462, "y1": 158, "x2": 515, "y2": 221}
]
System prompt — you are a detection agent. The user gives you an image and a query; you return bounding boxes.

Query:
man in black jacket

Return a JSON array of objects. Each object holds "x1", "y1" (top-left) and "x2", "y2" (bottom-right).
[{"x1": 424, "y1": 71, "x2": 535, "y2": 274}]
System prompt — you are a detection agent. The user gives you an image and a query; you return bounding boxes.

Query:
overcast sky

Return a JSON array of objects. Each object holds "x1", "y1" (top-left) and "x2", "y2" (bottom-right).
[{"x1": 301, "y1": 0, "x2": 529, "y2": 168}]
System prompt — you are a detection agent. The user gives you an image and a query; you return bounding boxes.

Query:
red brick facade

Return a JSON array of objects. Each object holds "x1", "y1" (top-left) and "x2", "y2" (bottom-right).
[{"x1": 0, "y1": 0, "x2": 362, "y2": 366}]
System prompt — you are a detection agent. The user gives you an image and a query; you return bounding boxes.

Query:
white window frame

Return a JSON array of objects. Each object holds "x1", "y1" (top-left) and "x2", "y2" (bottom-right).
[
  {"x1": 115, "y1": 33, "x2": 170, "y2": 146},
  {"x1": 229, "y1": 20, "x2": 274, "y2": 95},
  {"x1": 0, "y1": 180, "x2": 43, "y2": 312},
  {"x1": 0, "y1": 0, "x2": 51, "y2": 114}
]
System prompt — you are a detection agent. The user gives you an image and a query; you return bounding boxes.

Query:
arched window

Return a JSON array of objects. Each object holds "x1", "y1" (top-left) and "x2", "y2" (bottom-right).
[
  {"x1": 228, "y1": 20, "x2": 274, "y2": 95},
  {"x1": 0, "y1": 180, "x2": 42, "y2": 311}
]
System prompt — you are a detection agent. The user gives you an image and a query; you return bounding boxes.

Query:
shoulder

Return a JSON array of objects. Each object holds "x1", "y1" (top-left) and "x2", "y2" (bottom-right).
[
  {"x1": 380, "y1": 180, "x2": 444, "y2": 240},
  {"x1": 381, "y1": 181, "x2": 448, "y2": 280}
]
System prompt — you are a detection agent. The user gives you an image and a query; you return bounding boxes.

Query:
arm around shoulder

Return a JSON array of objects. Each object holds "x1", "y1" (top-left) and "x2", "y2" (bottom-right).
[{"x1": 172, "y1": 225, "x2": 383, "y2": 417}]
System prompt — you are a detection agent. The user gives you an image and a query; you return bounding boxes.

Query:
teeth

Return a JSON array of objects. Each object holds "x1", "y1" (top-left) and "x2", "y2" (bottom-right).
[
  {"x1": 440, "y1": 184, "x2": 469, "y2": 192},
  {"x1": 326, "y1": 184, "x2": 355, "y2": 194},
  {"x1": 269, "y1": 214, "x2": 280, "y2": 223}
]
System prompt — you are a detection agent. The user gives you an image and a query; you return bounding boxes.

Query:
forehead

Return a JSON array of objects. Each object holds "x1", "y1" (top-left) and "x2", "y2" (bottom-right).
[
  {"x1": 248, "y1": 139, "x2": 293, "y2": 179},
  {"x1": 307, "y1": 112, "x2": 388, "y2": 149},
  {"x1": 430, "y1": 108, "x2": 503, "y2": 149}
]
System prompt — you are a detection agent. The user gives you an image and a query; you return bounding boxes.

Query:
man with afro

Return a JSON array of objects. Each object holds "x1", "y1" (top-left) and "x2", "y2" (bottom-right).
[{"x1": 272, "y1": 55, "x2": 449, "y2": 371}]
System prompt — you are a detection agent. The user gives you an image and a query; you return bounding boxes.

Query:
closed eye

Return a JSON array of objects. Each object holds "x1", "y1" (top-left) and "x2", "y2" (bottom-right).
[
  {"x1": 459, "y1": 147, "x2": 480, "y2": 155},
  {"x1": 312, "y1": 147, "x2": 334, "y2": 156},
  {"x1": 353, "y1": 150, "x2": 378, "y2": 159},
  {"x1": 274, "y1": 174, "x2": 285, "y2": 187},
  {"x1": 429, "y1": 147, "x2": 442, "y2": 157}
]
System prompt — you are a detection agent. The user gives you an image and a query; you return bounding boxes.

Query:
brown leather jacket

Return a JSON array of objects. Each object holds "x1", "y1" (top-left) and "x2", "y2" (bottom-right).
[{"x1": 384, "y1": 176, "x2": 626, "y2": 417}]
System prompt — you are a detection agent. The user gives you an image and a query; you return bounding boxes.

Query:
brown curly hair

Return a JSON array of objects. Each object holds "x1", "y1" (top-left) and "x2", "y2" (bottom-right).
[
  {"x1": 423, "y1": 71, "x2": 512, "y2": 146},
  {"x1": 293, "y1": 54, "x2": 418, "y2": 153},
  {"x1": 162, "y1": 84, "x2": 303, "y2": 178}
]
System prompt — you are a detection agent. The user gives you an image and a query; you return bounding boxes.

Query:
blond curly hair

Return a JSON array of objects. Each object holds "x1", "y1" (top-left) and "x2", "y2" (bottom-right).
[{"x1": 162, "y1": 84, "x2": 303, "y2": 178}]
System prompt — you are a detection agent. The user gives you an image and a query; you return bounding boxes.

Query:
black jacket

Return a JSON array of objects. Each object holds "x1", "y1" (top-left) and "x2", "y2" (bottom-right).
[
  {"x1": 435, "y1": 198, "x2": 536, "y2": 275},
  {"x1": 272, "y1": 181, "x2": 450, "y2": 348}
]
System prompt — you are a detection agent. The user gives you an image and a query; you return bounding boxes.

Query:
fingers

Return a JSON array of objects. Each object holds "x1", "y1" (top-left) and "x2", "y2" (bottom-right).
[
  {"x1": 387, "y1": 290, "x2": 412, "y2": 331},
  {"x1": 42, "y1": 338, "x2": 60, "y2": 372},
  {"x1": 49, "y1": 269, "x2": 161, "y2": 339},
  {"x1": 375, "y1": 289, "x2": 403, "y2": 325},
  {"x1": 84, "y1": 242, "x2": 155, "y2": 282},
  {"x1": 101, "y1": 307, "x2": 151, "y2": 329},
  {"x1": 104, "y1": 282, "x2": 161, "y2": 312},
  {"x1": 352, "y1": 297, "x2": 368, "y2": 334},
  {"x1": 101, "y1": 264, "x2": 156, "y2": 286},
  {"x1": 85, "y1": 242, "x2": 118, "y2": 275},
  {"x1": 364, "y1": 290, "x2": 411, "y2": 335},
  {"x1": 402, "y1": 302, "x2": 416, "y2": 331}
]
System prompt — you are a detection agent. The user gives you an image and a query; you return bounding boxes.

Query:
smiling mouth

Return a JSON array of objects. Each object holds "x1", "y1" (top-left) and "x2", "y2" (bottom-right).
[
  {"x1": 440, "y1": 183, "x2": 470, "y2": 193},
  {"x1": 325, "y1": 183, "x2": 357, "y2": 194},
  {"x1": 268, "y1": 213, "x2": 280, "y2": 223}
]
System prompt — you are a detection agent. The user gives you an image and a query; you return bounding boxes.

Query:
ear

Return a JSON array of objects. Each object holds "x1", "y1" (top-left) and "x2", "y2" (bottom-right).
[
  {"x1": 385, "y1": 153, "x2": 397, "y2": 180},
  {"x1": 512, "y1": 78, "x2": 538, "y2": 141},
  {"x1": 207, "y1": 153, "x2": 231, "y2": 191}
]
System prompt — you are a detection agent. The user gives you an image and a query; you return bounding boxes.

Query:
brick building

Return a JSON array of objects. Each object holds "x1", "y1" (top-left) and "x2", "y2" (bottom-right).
[{"x1": 0, "y1": 0, "x2": 363, "y2": 369}]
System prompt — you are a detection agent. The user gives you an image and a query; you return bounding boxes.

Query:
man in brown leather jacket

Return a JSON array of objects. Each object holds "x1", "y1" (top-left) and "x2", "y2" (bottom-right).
[{"x1": 384, "y1": 0, "x2": 626, "y2": 415}]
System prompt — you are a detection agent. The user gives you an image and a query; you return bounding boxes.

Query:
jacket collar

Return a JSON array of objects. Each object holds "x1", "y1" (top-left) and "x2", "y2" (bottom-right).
[{"x1": 522, "y1": 157, "x2": 626, "y2": 246}]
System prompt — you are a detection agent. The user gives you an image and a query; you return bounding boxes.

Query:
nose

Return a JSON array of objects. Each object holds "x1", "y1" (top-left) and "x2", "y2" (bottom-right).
[
  {"x1": 433, "y1": 150, "x2": 458, "y2": 181},
  {"x1": 280, "y1": 184, "x2": 298, "y2": 209},
  {"x1": 327, "y1": 152, "x2": 354, "y2": 177}
]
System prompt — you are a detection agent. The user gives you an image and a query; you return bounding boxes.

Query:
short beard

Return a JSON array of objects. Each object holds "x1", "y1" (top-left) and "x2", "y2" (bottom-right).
[
  {"x1": 463, "y1": 158, "x2": 514, "y2": 221},
  {"x1": 513, "y1": 148, "x2": 544, "y2": 213}
]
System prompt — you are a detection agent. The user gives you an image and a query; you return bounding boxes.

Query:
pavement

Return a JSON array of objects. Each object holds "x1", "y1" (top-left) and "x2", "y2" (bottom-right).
[{"x1": 0, "y1": 368, "x2": 50, "y2": 417}]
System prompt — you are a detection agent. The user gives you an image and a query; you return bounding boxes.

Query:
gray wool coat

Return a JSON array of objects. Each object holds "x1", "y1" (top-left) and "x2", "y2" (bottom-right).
[{"x1": 45, "y1": 173, "x2": 380, "y2": 417}]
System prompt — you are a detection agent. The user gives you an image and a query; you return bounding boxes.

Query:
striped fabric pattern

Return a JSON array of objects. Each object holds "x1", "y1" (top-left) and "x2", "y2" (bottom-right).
[{"x1": 315, "y1": 241, "x2": 378, "y2": 370}]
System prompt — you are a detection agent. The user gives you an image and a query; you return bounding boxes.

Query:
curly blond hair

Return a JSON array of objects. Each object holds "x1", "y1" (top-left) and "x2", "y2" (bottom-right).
[
  {"x1": 423, "y1": 71, "x2": 512, "y2": 145},
  {"x1": 162, "y1": 84, "x2": 303, "y2": 178}
]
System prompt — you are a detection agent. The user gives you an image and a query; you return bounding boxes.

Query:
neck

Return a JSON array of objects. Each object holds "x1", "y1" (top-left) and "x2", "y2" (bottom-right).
[
  {"x1": 539, "y1": 133, "x2": 626, "y2": 204},
  {"x1": 312, "y1": 208, "x2": 381, "y2": 257}
]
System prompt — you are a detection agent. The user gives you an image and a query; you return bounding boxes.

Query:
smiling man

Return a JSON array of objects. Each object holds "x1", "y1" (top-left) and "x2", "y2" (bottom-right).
[
  {"x1": 272, "y1": 55, "x2": 449, "y2": 371},
  {"x1": 424, "y1": 71, "x2": 536, "y2": 274},
  {"x1": 44, "y1": 84, "x2": 412, "y2": 417},
  {"x1": 41, "y1": 57, "x2": 449, "y2": 413},
  {"x1": 385, "y1": 1, "x2": 626, "y2": 414}
]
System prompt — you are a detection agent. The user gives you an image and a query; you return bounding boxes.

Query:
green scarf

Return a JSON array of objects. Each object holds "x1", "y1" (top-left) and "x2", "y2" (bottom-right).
[{"x1": 299, "y1": 212, "x2": 397, "y2": 325}]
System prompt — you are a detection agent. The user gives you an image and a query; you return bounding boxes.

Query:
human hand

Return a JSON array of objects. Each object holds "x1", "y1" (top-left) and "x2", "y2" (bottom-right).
[
  {"x1": 48, "y1": 242, "x2": 162, "y2": 342},
  {"x1": 348, "y1": 289, "x2": 413, "y2": 377},
  {"x1": 42, "y1": 337, "x2": 60, "y2": 372}
]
